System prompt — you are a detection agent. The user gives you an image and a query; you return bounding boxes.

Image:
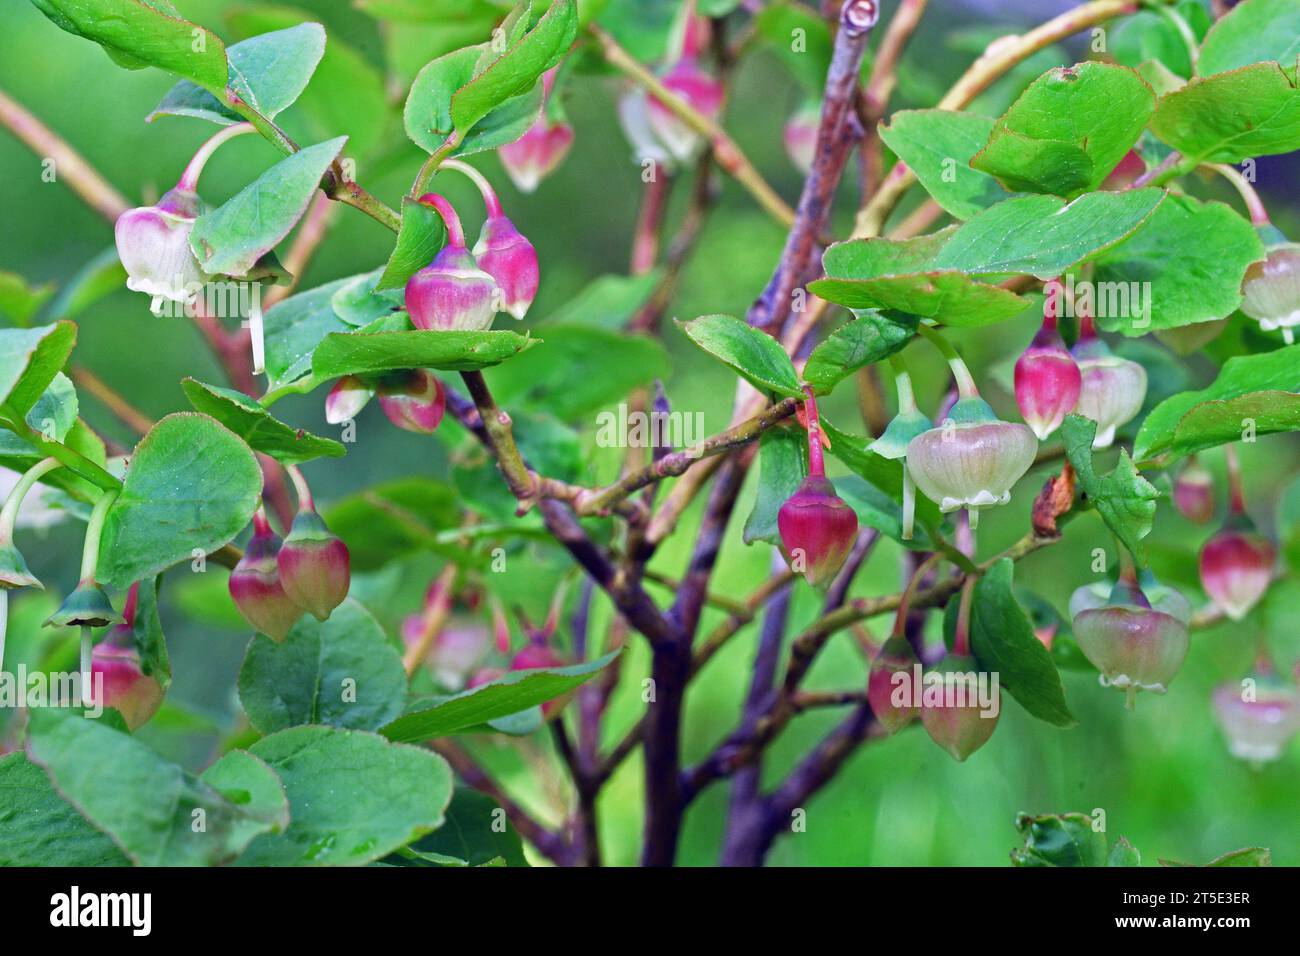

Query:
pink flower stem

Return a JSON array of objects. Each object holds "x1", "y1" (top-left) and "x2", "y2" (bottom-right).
[
  {"x1": 440, "y1": 159, "x2": 503, "y2": 218},
  {"x1": 1224, "y1": 444, "x2": 1246, "y2": 515},
  {"x1": 176, "y1": 123, "x2": 257, "y2": 192},
  {"x1": 953, "y1": 575, "x2": 976, "y2": 656},
  {"x1": 285, "y1": 464, "x2": 316, "y2": 513},
  {"x1": 800, "y1": 385, "x2": 825, "y2": 478},
  {"x1": 415, "y1": 193, "x2": 468, "y2": 249}
]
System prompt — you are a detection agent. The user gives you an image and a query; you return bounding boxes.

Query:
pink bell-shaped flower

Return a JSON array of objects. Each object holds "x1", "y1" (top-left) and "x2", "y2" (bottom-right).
[
  {"x1": 1240, "y1": 244, "x2": 1300, "y2": 344},
  {"x1": 778, "y1": 388, "x2": 859, "y2": 589},
  {"x1": 324, "y1": 375, "x2": 374, "y2": 425},
  {"x1": 90, "y1": 585, "x2": 165, "y2": 731},
  {"x1": 1072, "y1": 564, "x2": 1189, "y2": 709},
  {"x1": 377, "y1": 370, "x2": 446, "y2": 434},
  {"x1": 1014, "y1": 296, "x2": 1081, "y2": 440},
  {"x1": 229, "y1": 508, "x2": 304, "y2": 642},
  {"x1": 404, "y1": 194, "x2": 498, "y2": 331},
  {"x1": 1071, "y1": 313, "x2": 1146, "y2": 450},
  {"x1": 1199, "y1": 448, "x2": 1275, "y2": 621},
  {"x1": 1212, "y1": 663, "x2": 1300, "y2": 766},
  {"x1": 1173, "y1": 456, "x2": 1216, "y2": 524},
  {"x1": 277, "y1": 469, "x2": 350, "y2": 622},
  {"x1": 499, "y1": 68, "x2": 573, "y2": 193}
]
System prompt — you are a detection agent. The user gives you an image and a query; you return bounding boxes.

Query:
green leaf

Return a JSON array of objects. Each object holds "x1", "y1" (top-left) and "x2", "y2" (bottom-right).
[
  {"x1": 1150, "y1": 63, "x2": 1300, "y2": 164},
  {"x1": 263, "y1": 276, "x2": 356, "y2": 390},
  {"x1": 678, "y1": 314, "x2": 801, "y2": 398},
  {"x1": 181, "y1": 378, "x2": 345, "y2": 465},
  {"x1": 26, "y1": 707, "x2": 275, "y2": 866},
  {"x1": 970, "y1": 560, "x2": 1074, "y2": 727},
  {"x1": 877, "y1": 110, "x2": 1011, "y2": 219},
  {"x1": 812, "y1": 230, "x2": 1031, "y2": 325},
  {"x1": 190, "y1": 136, "x2": 347, "y2": 278},
  {"x1": 1060, "y1": 414, "x2": 1159, "y2": 562},
  {"x1": 30, "y1": 0, "x2": 228, "y2": 93},
  {"x1": 238, "y1": 599, "x2": 408, "y2": 733},
  {"x1": 325, "y1": 478, "x2": 463, "y2": 570},
  {"x1": 0, "y1": 753, "x2": 129, "y2": 866},
  {"x1": 1011, "y1": 812, "x2": 1108, "y2": 867},
  {"x1": 1197, "y1": 0, "x2": 1300, "y2": 80},
  {"x1": 1133, "y1": 345, "x2": 1300, "y2": 466},
  {"x1": 1204, "y1": 847, "x2": 1272, "y2": 867},
  {"x1": 98, "y1": 413, "x2": 263, "y2": 588},
  {"x1": 451, "y1": 0, "x2": 578, "y2": 134},
  {"x1": 199, "y1": 749, "x2": 291, "y2": 843},
  {"x1": 396, "y1": 788, "x2": 529, "y2": 867},
  {"x1": 405, "y1": 45, "x2": 545, "y2": 157},
  {"x1": 803, "y1": 313, "x2": 915, "y2": 395},
  {"x1": 131, "y1": 575, "x2": 170, "y2": 692},
  {"x1": 380, "y1": 651, "x2": 620, "y2": 743},
  {"x1": 225, "y1": 8, "x2": 390, "y2": 158},
  {"x1": 485, "y1": 325, "x2": 667, "y2": 419},
  {"x1": 0, "y1": 272, "x2": 55, "y2": 326},
  {"x1": 1113, "y1": 11, "x2": 1198, "y2": 80},
  {"x1": 540, "y1": 271, "x2": 663, "y2": 329},
  {"x1": 331, "y1": 270, "x2": 406, "y2": 326},
  {"x1": 1107, "y1": 836, "x2": 1142, "y2": 867},
  {"x1": 0, "y1": 322, "x2": 77, "y2": 419},
  {"x1": 149, "y1": 23, "x2": 326, "y2": 125},
  {"x1": 313, "y1": 328, "x2": 537, "y2": 383},
  {"x1": 742, "y1": 425, "x2": 805, "y2": 546},
  {"x1": 239, "y1": 725, "x2": 453, "y2": 866},
  {"x1": 971, "y1": 63, "x2": 1155, "y2": 195},
  {"x1": 1091, "y1": 194, "x2": 1264, "y2": 336},
  {"x1": 932, "y1": 190, "x2": 1165, "y2": 279},
  {"x1": 376, "y1": 197, "x2": 448, "y2": 292}
]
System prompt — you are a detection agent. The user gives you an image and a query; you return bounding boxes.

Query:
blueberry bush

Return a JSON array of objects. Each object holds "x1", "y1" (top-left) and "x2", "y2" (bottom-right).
[{"x1": 0, "y1": 0, "x2": 1297, "y2": 867}]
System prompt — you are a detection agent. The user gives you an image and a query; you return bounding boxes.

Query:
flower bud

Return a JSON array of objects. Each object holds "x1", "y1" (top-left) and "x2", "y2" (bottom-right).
[
  {"x1": 0, "y1": 542, "x2": 41, "y2": 590},
  {"x1": 44, "y1": 581, "x2": 124, "y2": 629},
  {"x1": 92, "y1": 628, "x2": 165, "y2": 731},
  {"x1": 277, "y1": 510, "x2": 350, "y2": 622},
  {"x1": 377, "y1": 370, "x2": 446, "y2": 434},
  {"x1": 1239, "y1": 244, "x2": 1300, "y2": 344},
  {"x1": 405, "y1": 245, "x2": 498, "y2": 332},
  {"x1": 1014, "y1": 321, "x2": 1081, "y2": 440},
  {"x1": 867, "y1": 635, "x2": 920, "y2": 734},
  {"x1": 777, "y1": 476, "x2": 859, "y2": 589},
  {"x1": 229, "y1": 513, "x2": 302, "y2": 642},
  {"x1": 646, "y1": 59, "x2": 724, "y2": 164},
  {"x1": 114, "y1": 187, "x2": 208, "y2": 305},
  {"x1": 324, "y1": 375, "x2": 374, "y2": 425},
  {"x1": 1072, "y1": 578, "x2": 1189, "y2": 708},
  {"x1": 472, "y1": 215, "x2": 539, "y2": 320},
  {"x1": 783, "y1": 103, "x2": 820, "y2": 175},
  {"x1": 499, "y1": 118, "x2": 574, "y2": 194},
  {"x1": 919, "y1": 653, "x2": 1000, "y2": 761},
  {"x1": 404, "y1": 194, "x2": 498, "y2": 332},
  {"x1": 1199, "y1": 524, "x2": 1275, "y2": 620},
  {"x1": 1212, "y1": 669, "x2": 1300, "y2": 765},
  {"x1": 1173, "y1": 457, "x2": 1215, "y2": 524},
  {"x1": 404, "y1": 614, "x2": 491, "y2": 691},
  {"x1": 1071, "y1": 336, "x2": 1147, "y2": 450},
  {"x1": 905, "y1": 398, "x2": 1038, "y2": 526}
]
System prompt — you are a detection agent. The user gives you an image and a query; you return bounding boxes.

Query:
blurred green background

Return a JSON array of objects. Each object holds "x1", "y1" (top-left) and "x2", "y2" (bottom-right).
[{"x1": 1, "y1": 0, "x2": 1297, "y2": 866}]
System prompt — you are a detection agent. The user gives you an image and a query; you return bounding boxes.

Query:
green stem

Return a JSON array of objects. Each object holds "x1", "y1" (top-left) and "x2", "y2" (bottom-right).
[
  {"x1": 888, "y1": 353, "x2": 917, "y2": 412},
  {"x1": 80, "y1": 624, "x2": 93, "y2": 707},
  {"x1": 915, "y1": 325, "x2": 978, "y2": 399},
  {"x1": 411, "y1": 136, "x2": 464, "y2": 199},
  {"x1": 79, "y1": 490, "x2": 117, "y2": 582},
  {"x1": 0, "y1": 457, "x2": 61, "y2": 541},
  {"x1": 0, "y1": 590, "x2": 8, "y2": 674},
  {"x1": 890, "y1": 552, "x2": 943, "y2": 638},
  {"x1": 0, "y1": 405, "x2": 118, "y2": 492}
]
